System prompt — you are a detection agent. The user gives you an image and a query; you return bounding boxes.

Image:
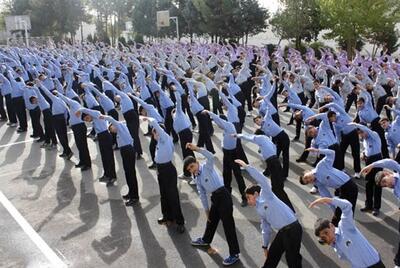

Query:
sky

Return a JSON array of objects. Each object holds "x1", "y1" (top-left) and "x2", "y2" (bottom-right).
[{"x1": 259, "y1": 0, "x2": 282, "y2": 14}]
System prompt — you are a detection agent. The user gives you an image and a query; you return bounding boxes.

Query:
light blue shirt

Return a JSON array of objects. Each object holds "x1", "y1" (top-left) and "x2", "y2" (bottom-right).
[
  {"x1": 261, "y1": 108, "x2": 283, "y2": 137},
  {"x1": 331, "y1": 198, "x2": 381, "y2": 268},
  {"x1": 358, "y1": 100, "x2": 378, "y2": 124},
  {"x1": 219, "y1": 91, "x2": 239, "y2": 123},
  {"x1": 324, "y1": 103, "x2": 356, "y2": 135},
  {"x1": 32, "y1": 86, "x2": 50, "y2": 111},
  {"x1": 83, "y1": 87, "x2": 99, "y2": 108},
  {"x1": 103, "y1": 115, "x2": 133, "y2": 148},
  {"x1": 173, "y1": 92, "x2": 192, "y2": 133},
  {"x1": 385, "y1": 109, "x2": 400, "y2": 155},
  {"x1": 195, "y1": 148, "x2": 225, "y2": 210},
  {"x1": 245, "y1": 165, "x2": 297, "y2": 247},
  {"x1": 23, "y1": 87, "x2": 38, "y2": 110},
  {"x1": 89, "y1": 85, "x2": 114, "y2": 113},
  {"x1": 188, "y1": 83, "x2": 204, "y2": 115},
  {"x1": 80, "y1": 108, "x2": 108, "y2": 133},
  {"x1": 208, "y1": 112, "x2": 237, "y2": 150},
  {"x1": 39, "y1": 83, "x2": 68, "y2": 116},
  {"x1": 132, "y1": 95, "x2": 163, "y2": 123},
  {"x1": 313, "y1": 149, "x2": 351, "y2": 201},
  {"x1": 237, "y1": 134, "x2": 276, "y2": 160},
  {"x1": 287, "y1": 103, "x2": 315, "y2": 122},
  {"x1": 148, "y1": 118, "x2": 174, "y2": 164},
  {"x1": 352, "y1": 123, "x2": 381, "y2": 156},
  {"x1": 369, "y1": 159, "x2": 400, "y2": 199},
  {"x1": 58, "y1": 94, "x2": 83, "y2": 126}
]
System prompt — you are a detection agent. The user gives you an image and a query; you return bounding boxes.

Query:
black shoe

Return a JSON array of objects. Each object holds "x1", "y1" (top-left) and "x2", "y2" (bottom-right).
[
  {"x1": 292, "y1": 137, "x2": 300, "y2": 142},
  {"x1": 173, "y1": 139, "x2": 179, "y2": 144},
  {"x1": 296, "y1": 158, "x2": 307, "y2": 163},
  {"x1": 148, "y1": 163, "x2": 157, "y2": 169},
  {"x1": 157, "y1": 217, "x2": 168, "y2": 225},
  {"x1": 80, "y1": 165, "x2": 91, "y2": 171},
  {"x1": 0, "y1": 117, "x2": 7, "y2": 121},
  {"x1": 106, "y1": 177, "x2": 117, "y2": 187},
  {"x1": 312, "y1": 162, "x2": 318, "y2": 168},
  {"x1": 176, "y1": 224, "x2": 185, "y2": 234},
  {"x1": 17, "y1": 128, "x2": 27, "y2": 133},
  {"x1": 125, "y1": 198, "x2": 139, "y2": 206},
  {"x1": 66, "y1": 152, "x2": 73, "y2": 160},
  {"x1": 99, "y1": 176, "x2": 108, "y2": 182},
  {"x1": 144, "y1": 131, "x2": 152, "y2": 136},
  {"x1": 122, "y1": 194, "x2": 130, "y2": 200},
  {"x1": 75, "y1": 163, "x2": 84, "y2": 168},
  {"x1": 35, "y1": 137, "x2": 45, "y2": 143},
  {"x1": 360, "y1": 207, "x2": 373, "y2": 213},
  {"x1": 136, "y1": 154, "x2": 143, "y2": 160},
  {"x1": 240, "y1": 200, "x2": 248, "y2": 207},
  {"x1": 59, "y1": 153, "x2": 68, "y2": 158},
  {"x1": 30, "y1": 134, "x2": 39, "y2": 138},
  {"x1": 372, "y1": 209, "x2": 380, "y2": 216},
  {"x1": 286, "y1": 122, "x2": 293, "y2": 126}
]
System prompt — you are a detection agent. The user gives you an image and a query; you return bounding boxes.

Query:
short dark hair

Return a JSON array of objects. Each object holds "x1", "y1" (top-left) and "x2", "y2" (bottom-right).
[
  {"x1": 379, "y1": 118, "x2": 389, "y2": 124},
  {"x1": 29, "y1": 96, "x2": 37, "y2": 103},
  {"x1": 357, "y1": 97, "x2": 365, "y2": 103},
  {"x1": 299, "y1": 175, "x2": 306, "y2": 185},
  {"x1": 327, "y1": 111, "x2": 336, "y2": 118},
  {"x1": 183, "y1": 156, "x2": 196, "y2": 173},
  {"x1": 245, "y1": 184, "x2": 261, "y2": 195},
  {"x1": 314, "y1": 218, "x2": 331, "y2": 236},
  {"x1": 81, "y1": 113, "x2": 89, "y2": 121}
]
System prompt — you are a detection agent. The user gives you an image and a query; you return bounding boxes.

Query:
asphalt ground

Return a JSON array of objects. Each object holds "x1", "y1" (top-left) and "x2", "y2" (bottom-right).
[{"x1": 0, "y1": 104, "x2": 399, "y2": 268}]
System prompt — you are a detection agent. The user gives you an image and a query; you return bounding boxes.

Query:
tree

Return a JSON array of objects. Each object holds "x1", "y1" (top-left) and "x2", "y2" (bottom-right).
[
  {"x1": 240, "y1": 0, "x2": 269, "y2": 44},
  {"x1": 318, "y1": 0, "x2": 400, "y2": 58},
  {"x1": 270, "y1": 0, "x2": 322, "y2": 48}
]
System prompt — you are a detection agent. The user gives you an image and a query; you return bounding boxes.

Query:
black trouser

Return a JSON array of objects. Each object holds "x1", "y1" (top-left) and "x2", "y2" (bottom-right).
[
  {"x1": 196, "y1": 112, "x2": 215, "y2": 153},
  {"x1": 12, "y1": 96, "x2": 27, "y2": 130},
  {"x1": 371, "y1": 117, "x2": 389, "y2": 158},
  {"x1": 202, "y1": 187, "x2": 240, "y2": 256},
  {"x1": 365, "y1": 153, "x2": 382, "y2": 210},
  {"x1": 345, "y1": 92, "x2": 357, "y2": 112},
  {"x1": 0, "y1": 93, "x2": 6, "y2": 118},
  {"x1": 332, "y1": 179, "x2": 358, "y2": 226},
  {"x1": 298, "y1": 119, "x2": 320, "y2": 160},
  {"x1": 376, "y1": 95, "x2": 391, "y2": 120},
  {"x1": 120, "y1": 145, "x2": 139, "y2": 199},
  {"x1": 234, "y1": 91, "x2": 245, "y2": 108},
  {"x1": 182, "y1": 94, "x2": 196, "y2": 127},
  {"x1": 156, "y1": 162, "x2": 185, "y2": 225},
  {"x1": 272, "y1": 112, "x2": 280, "y2": 126},
  {"x1": 298, "y1": 92, "x2": 307, "y2": 105},
  {"x1": 210, "y1": 88, "x2": 223, "y2": 114},
  {"x1": 149, "y1": 129, "x2": 157, "y2": 164},
  {"x1": 394, "y1": 215, "x2": 400, "y2": 266},
  {"x1": 123, "y1": 109, "x2": 142, "y2": 155},
  {"x1": 265, "y1": 156, "x2": 294, "y2": 212},
  {"x1": 164, "y1": 106, "x2": 179, "y2": 141},
  {"x1": 223, "y1": 148, "x2": 246, "y2": 201},
  {"x1": 88, "y1": 106, "x2": 102, "y2": 136},
  {"x1": 52, "y1": 114, "x2": 72, "y2": 154},
  {"x1": 178, "y1": 128, "x2": 195, "y2": 177},
  {"x1": 340, "y1": 130, "x2": 361, "y2": 173},
  {"x1": 368, "y1": 260, "x2": 385, "y2": 268},
  {"x1": 42, "y1": 109, "x2": 57, "y2": 144},
  {"x1": 108, "y1": 108, "x2": 119, "y2": 146},
  {"x1": 308, "y1": 91, "x2": 316, "y2": 108},
  {"x1": 327, "y1": 143, "x2": 344, "y2": 170},
  {"x1": 198, "y1": 95, "x2": 211, "y2": 111},
  {"x1": 263, "y1": 221, "x2": 303, "y2": 268},
  {"x1": 240, "y1": 80, "x2": 253, "y2": 112},
  {"x1": 4, "y1": 94, "x2": 16, "y2": 123},
  {"x1": 272, "y1": 131, "x2": 290, "y2": 178},
  {"x1": 97, "y1": 130, "x2": 117, "y2": 179},
  {"x1": 71, "y1": 123, "x2": 91, "y2": 167},
  {"x1": 396, "y1": 150, "x2": 400, "y2": 164},
  {"x1": 29, "y1": 107, "x2": 44, "y2": 138},
  {"x1": 294, "y1": 115, "x2": 302, "y2": 139}
]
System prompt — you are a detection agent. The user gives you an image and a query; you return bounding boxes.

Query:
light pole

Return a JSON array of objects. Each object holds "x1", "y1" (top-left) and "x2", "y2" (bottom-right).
[{"x1": 169, "y1": 16, "x2": 179, "y2": 41}]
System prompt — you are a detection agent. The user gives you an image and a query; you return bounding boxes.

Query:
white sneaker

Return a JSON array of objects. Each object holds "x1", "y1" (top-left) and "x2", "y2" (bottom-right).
[
  {"x1": 189, "y1": 178, "x2": 197, "y2": 185},
  {"x1": 309, "y1": 186, "x2": 318, "y2": 194},
  {"x1": 9, "y1": 123, "x2": 17, "y2": 127},
  {"x1": 354, "y1": 172, "x2": 360, "y2": 178},
  {"x1": 246, "y1": 111, "x2": 252, "y2": 117}
]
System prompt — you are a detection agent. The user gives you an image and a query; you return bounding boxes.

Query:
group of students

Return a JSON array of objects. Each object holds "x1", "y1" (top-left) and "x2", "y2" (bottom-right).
[{"x1": 0, "y1": 41, "x2": 400, "y2": 267}]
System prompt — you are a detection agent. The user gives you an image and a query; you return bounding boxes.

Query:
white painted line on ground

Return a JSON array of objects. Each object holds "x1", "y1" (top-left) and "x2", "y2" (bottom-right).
[
  {"x1": 0, "y1": 191, "x2": 67, "y2": 268},
  {"x1": 0, "y1": 131, "x2": 75, "y2": 148}
]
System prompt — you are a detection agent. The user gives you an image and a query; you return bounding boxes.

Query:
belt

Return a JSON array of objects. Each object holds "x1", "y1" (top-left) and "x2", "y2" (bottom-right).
[
  {"x1": 119, "y1": 144, "x2": 133, "y2": 150},
  {"x1": 157, "y1": 161, "x2": 172, "y2": 168},
  {"x1": 212, "y1": 186, "x2": 226, "y2": 195},
  {"x1": 279, "y1": 220, "x2": 299, "y2": 232},
  {"x1": 365, "y1": 153, "x2": 382, "y2": 161},
  {"x1": 266, "y1": 155, "x2": 278, "y2": 162}
]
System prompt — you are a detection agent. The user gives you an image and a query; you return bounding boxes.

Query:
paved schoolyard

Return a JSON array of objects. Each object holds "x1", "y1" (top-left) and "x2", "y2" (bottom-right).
[{"x1": 0, "y1": 107, "x2": 399, "y2": 267}]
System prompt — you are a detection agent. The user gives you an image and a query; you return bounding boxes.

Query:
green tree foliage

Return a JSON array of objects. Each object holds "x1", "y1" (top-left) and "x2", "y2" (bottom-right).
[
  {"x1": 4, "y1": 0, "x2": 88, "y2": 40},
  {"x1": 270, "y1": 0, "x2": 322, "y2": 49},
  {"x1": 318, "y1": 0, "x2": 400, "y2": 57}
]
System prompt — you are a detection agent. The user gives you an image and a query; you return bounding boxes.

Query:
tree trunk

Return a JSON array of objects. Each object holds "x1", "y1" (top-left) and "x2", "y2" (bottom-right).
[{"x1": 295, "y1": 36, "x2": 301, "y2": 50}]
